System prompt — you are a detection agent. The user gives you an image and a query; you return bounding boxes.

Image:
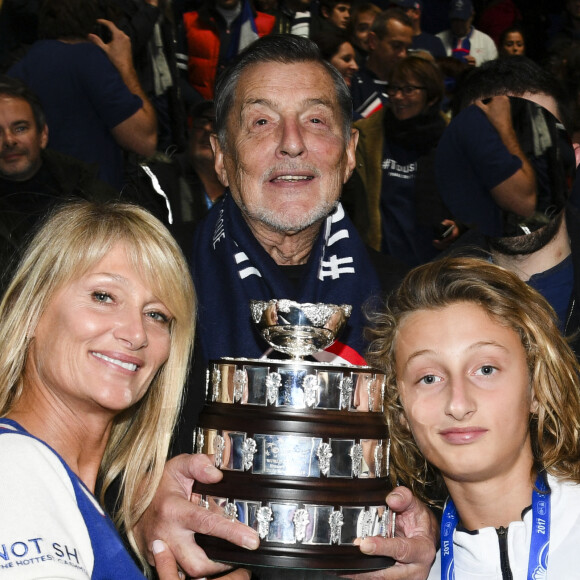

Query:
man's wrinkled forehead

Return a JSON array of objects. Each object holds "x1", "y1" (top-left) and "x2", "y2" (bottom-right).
[
  {"x1": 239, "y1": 95, "x2": 338, "y2": 116},
  {"x1": 231, "y1": 62, "x2": 341, "y2": 118}
]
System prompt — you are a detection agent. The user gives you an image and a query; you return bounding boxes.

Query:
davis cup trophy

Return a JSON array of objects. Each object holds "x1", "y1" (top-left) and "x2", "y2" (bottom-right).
[{"x1": 192, "y1": 299, "x2": 394, "y2": 572}]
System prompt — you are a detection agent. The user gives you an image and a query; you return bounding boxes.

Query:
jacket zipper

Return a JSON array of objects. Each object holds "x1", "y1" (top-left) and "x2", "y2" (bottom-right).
[{"x1": 496, "y1": 526, "x2": 513, "y2": 580}]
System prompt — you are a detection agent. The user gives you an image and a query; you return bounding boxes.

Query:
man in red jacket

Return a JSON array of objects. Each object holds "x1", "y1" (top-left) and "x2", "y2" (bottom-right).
[{"x1": 181, "y1": 0, "x2": 275, "y2": 100}]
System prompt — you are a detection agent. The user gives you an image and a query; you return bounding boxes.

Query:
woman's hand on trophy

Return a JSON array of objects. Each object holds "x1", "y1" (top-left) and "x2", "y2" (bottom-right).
[
  {"x1": 152, "y1": 539, "x2": 252, "y2": 580},
  {"x1": 134, "y1": 454, "x2": 260, "y2": 578},
  {"x1": 343, "y1": 487, "x2": 437, "y2": 580}
]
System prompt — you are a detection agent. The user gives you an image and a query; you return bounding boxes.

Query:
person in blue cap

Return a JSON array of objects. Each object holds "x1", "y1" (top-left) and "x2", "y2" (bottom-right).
[{"x1": 436, "y1": 0, "x2": 497, "y2": 66}]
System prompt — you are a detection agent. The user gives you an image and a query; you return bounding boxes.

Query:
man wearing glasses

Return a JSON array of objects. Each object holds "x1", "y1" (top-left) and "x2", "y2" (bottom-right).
[
  {"x1": 350, "y1": 7, "x2": 413, "y2": 119},
  {"x1": 345, "y1": 54, "x2": 458, "y2": 265}
]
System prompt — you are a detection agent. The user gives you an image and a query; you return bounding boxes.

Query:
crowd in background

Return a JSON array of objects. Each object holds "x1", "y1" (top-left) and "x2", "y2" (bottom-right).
[
  {"x1": 3, "y1": 2, "x2": 580, "y2": 578},
  {"x1": 1, "y1": 0, "x2": 580, "y2": 269}
]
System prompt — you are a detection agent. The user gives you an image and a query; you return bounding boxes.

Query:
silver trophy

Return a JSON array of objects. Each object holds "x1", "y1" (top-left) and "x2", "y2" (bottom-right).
[
  {"x1": 250, "y1": 299, "x2": 352, "y2": 359},
  {"x1": 193, "y1": 300, "x2": 394, "y2": 572}
]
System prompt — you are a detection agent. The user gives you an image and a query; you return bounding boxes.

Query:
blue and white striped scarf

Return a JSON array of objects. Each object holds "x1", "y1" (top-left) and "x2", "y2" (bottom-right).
[{"x1": 190, "y1": 192, "x2": 381, "y2": 365}]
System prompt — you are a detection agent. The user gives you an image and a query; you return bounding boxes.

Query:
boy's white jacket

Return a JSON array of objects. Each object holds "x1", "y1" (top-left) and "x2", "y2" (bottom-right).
[{"x1": 428, "y1": 475, "x2": 580, "y2": 579}]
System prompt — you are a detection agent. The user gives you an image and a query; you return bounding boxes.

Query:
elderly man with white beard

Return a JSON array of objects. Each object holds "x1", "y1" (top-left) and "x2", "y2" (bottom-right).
[{"x1": 133, "y1": 35, "x2": 438, "y2": 580}]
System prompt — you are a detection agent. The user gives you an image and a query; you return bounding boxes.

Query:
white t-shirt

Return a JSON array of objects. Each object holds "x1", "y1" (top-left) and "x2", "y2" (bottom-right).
[
  {"x1": 0, "y1": 419, "x2": 145, "y2": 579},
  {"x1": 436, "y1": 28, "x2": 498, "y2": 66}
]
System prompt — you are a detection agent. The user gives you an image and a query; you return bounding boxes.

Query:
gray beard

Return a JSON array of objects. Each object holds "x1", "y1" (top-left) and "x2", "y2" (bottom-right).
[
  {"x1": 241, "y1": 199, "x2": 339, "y2": 234},
  {"x1": 488, "y1": 211, "x2": 564, "y2": 256}
]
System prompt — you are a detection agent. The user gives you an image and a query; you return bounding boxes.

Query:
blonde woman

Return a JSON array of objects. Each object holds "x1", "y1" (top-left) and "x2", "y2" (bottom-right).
[
  {"x1": 0, "y1": 201, "x2": 195, "y2": 579},
  {"x1": 364, "y1": 256, "x2": 580, "y2": 579}
]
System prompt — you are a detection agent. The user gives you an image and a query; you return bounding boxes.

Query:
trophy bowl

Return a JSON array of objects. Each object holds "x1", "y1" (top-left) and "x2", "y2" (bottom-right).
[
  {"x1": 250, "y1": 299, "x2": 352, "y2": 359},
  {"x1": 191, "y1": 300, "x2": 394, "y2": 573}
]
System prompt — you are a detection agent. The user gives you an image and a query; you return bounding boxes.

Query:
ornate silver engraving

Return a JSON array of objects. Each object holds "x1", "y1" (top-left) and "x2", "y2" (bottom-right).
[
  {"x1": 380, "y1": 508, "x2": 396, "y2": 539},
  {"x1": 204, "y1": 360, "x2": 387, "y2": 413},
  {"x1": 224, "y1": 502, "x2": 238, "y2": 521},
  {"x1": 379, "y1": 375, "x2": 386, "y2": 412},
  {"x1": 257, "y1": 506, "x2": 273, "y2": 539},
  {"x1": 197, "y1": 494, "x2": 388, "y2": 545},
  {"x1": 195, "y1": 428, "x2": 204, "y2": 454},
  {"x1": 329, "y1": 510, "x2": 344, "y2": 544},
  {"x1": 302, "y1": 374, "x2": 320, "y2": 408},
  {"x1": 250, "y1": 301, "x2": 266, "y2": 324},
  {"x1": 233, "y1": 369, "x2": 247, "y2": 403},
  {"x1": 293, "y1": 508, "x2": 310, "y2": 542},
  {"x1": 280, "y1": 300, "x2": 352, "y2": 327},
  {"x1": 250, "y1": 299, "x2": 352, "y2": 358},
  {"x1": 366, "y1": 375, "x2": 375, "y2": 412},
  {"x1": 197, "y1": 427, "x2": 386, "y2": 479},
  {"x1": 374, "y1": 440, "x2": 383, "y2": 478},
  {"x1": 205, "y1": 368, "x2": 210, "y2": 399},
  {"x1": 316, "y1": 442, "x2": 332, "y2": 476},
  {"x1": 338, "y1": 376, "x2": 353, "y2": 410},
  {"x1": 242, "y1": 437, "x2": 257, "y2": 471},
  {"x1": 360, "y1": 510, "x2": 374, "y2": 539},
  {"x1": 265, "y1": 372, "x2": 281, "y2": 405},
  {"x1": 386, "y1": 438, "x2": 391, "y2": 477},
  {"x1": 379, "y1": 509, "x2": 389, "y2": 537},
  {"x1": 214, "y1": 434, "x2": 225, "y2": 468},
  {"x1": 350, "y1": 443, "x2": 363, "y2": 477},
  {"x1": 282, "y1": 382, "x2": 292, "y2": 405},
  {"x1": 211, "y1": 367, "x2": 221, "y2": 401}
]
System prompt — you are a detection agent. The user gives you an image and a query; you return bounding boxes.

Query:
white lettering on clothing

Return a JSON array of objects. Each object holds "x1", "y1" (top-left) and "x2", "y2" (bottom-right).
[{"x1": 319, "y1": 255, "x2": 355, "y2": 280}]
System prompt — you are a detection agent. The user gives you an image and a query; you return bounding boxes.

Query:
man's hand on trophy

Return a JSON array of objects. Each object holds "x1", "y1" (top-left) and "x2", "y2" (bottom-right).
[
  {"x1": 342, "y1": 487, "x2": 438, "y2": 580},
  {"x1": 134, "y1": 454, "x2": 259, "y2": 578}
]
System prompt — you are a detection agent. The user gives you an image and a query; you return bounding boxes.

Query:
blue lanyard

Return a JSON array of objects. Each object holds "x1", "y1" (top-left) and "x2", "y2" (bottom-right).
[{"x1": 440, "y1": 474, "x2": 551, "y2": 580}]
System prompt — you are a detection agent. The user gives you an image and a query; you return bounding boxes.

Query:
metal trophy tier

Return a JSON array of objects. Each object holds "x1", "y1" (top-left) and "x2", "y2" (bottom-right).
[{"x1": 192, "y1": 300, "x2": 394, "y2": 572}]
